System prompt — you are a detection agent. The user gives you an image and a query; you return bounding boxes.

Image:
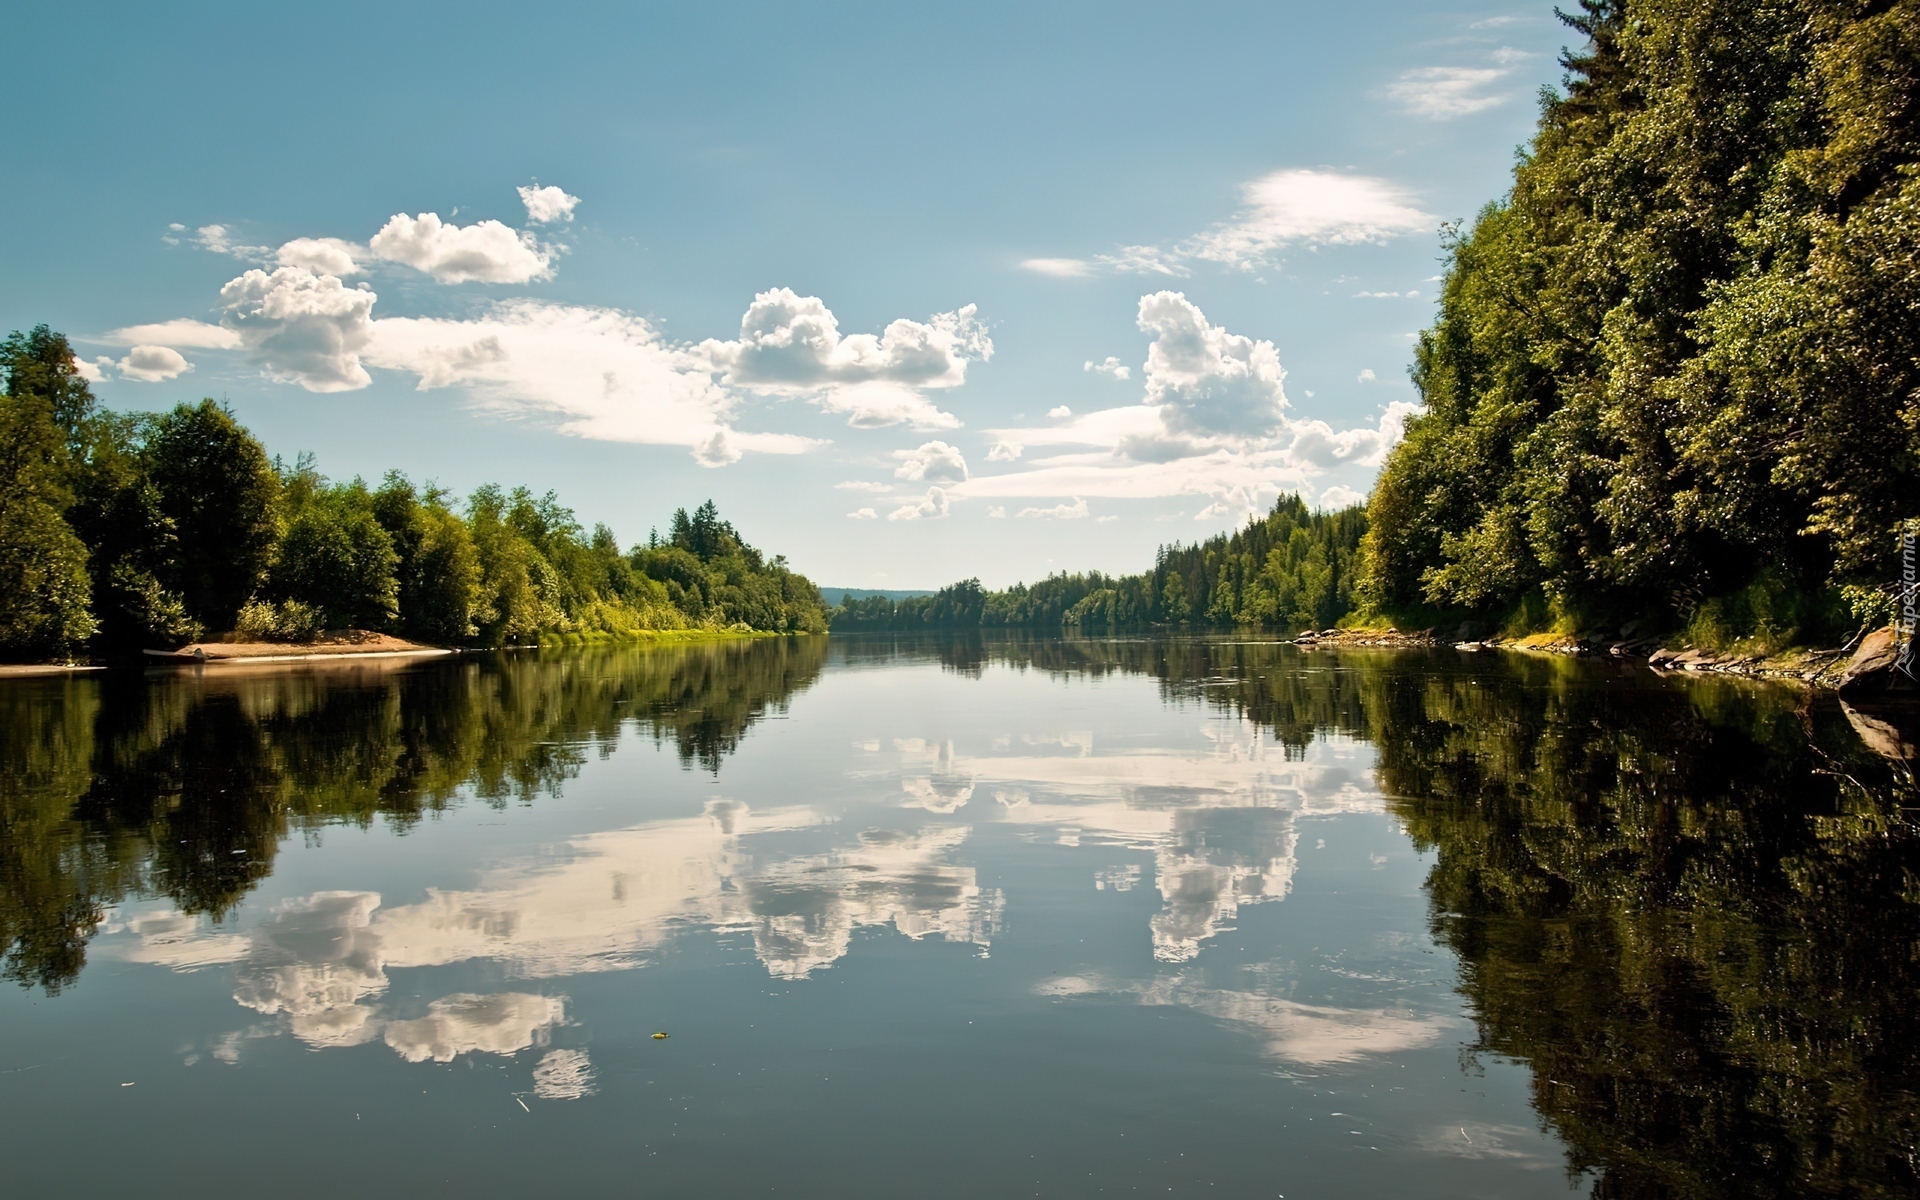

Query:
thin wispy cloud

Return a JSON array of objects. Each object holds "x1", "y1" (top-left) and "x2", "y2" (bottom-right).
[
  {"x1": 1022, "y1": 169, "x2": 1435, "y2": 278},
  {"x1": 1385, "y1": 66, "x2": 1511, "y2": 119}
]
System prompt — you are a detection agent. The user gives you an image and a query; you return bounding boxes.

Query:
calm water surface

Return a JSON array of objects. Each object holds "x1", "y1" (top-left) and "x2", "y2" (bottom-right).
[{"x1": 2, "y1": 636, "x2": 1915, "y2": 1197}]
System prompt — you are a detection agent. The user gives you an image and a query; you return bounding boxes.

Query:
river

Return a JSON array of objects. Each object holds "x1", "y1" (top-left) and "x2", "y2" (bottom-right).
[{"x1": 1, "y1": 635, "x2": 1914, "y2": 1197}]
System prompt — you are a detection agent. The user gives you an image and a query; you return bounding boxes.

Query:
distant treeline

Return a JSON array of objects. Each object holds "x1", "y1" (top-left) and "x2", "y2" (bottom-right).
[
  {"x1": 0, "y1": 327, "x2": 828, "y2": 661},
  {"x1": 832, "y1": 494, "x2": 1366, "y2": 632},
  {"x1": 1359, "y1": 1, "x2": 1920, "y2": 647}
]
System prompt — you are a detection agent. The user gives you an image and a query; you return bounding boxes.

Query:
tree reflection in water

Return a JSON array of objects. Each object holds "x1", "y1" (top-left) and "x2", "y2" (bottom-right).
[
  {"x1": 4, "y1": 633, "x2": 1918, "y2": 1195},
  {"x1": 0, "y1": 637, "x2": 827, "y2": 993},
  {"x1": 840, "y1": 634, "x2": 1920, "y2": 1195}
]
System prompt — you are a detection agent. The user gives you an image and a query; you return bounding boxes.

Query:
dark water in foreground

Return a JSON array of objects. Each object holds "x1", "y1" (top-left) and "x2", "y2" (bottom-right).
[{"x1": 2, "y1": 636, "x2": 1916, "y2": 1198}]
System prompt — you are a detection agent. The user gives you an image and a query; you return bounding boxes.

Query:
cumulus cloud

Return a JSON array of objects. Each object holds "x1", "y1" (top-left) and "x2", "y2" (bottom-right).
[
  {"x1": 518, "y1": 184, "x2": 581, "y2": 224},
  {"x1": 277, "y1": 237, "x2": 364, "y2": 276},
  {"x1": 1139, "y1": 291, "x2": 1288, "y2": 438},
  {"x1": 106, "y1": 318, "x2": 243, "y2": 350},
  {"x1": 848, "y1": 507, "x2": 878, "y2": 519},
  {"x1": 219, "y1": 266, "x2": 377, "y2": 392},
  {"x1": 1386, "y1": 65, "x2": 1513, "y2": 119},
  {"x1": 1084, "y1": 357, "x2": 1132, "y2": 381},
  {"x1": 370, "y1": 212, "x2": 554, "y2": 284},
  {"x1": 893, "y1": 440, "x2": 969, "y2": 483},
  {"x1": 74, "y1": 357, "x2": 109, "y2": 384},
  {"x1": 1320, "y1": 484, "x2": 1366, "y2": 508},
  {"x1": 702, "y1": 288, "x2": 990, "y2": 399},
  {"x1": 1357, "y1": 368, "x2": 1377, "y2": 383},
  {"x1": 116, "y1": 345, "x2": 193, "y2": 382},
  {"x1": 887, "y1": 487, "x2": 950, "y2": 521},
  {"x1": 1016, "y1": 497, "x2": 1089, "y2": 520},
  {"x1": 951, "y1": 295, "x2": 1418, "y2": 509},
  {"x1": 1048, "y1": 405, "x2": 1072, "y2": 419}
]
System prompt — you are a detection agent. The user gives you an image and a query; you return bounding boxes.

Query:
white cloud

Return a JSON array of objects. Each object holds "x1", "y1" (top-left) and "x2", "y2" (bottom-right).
[
  {"x1": 117, "y1": 345, "x2": 193, "y2": 382},
  {"x1": 518, "y1": 184, "x2": 581, "y2": 224},
  {"x1": 954, "y1": 296, "x2": 1418, "y2": 506},
  {"x1": 75, "y1": 356, "x2": 110, "y2": 383},
  {"x1": 702, "y1": 288, "x2": 991, "y2": 394},
  {"x1": 695, "y1": 289, "x2": 989, "y2": 429},
  {"x1": 1385, "y1": 66, "x2": 1512, "y2": 119},
  {"x1": 195, "y1": 224, "x2": 269, "y2": 258},
  {"x1": 887, "y1": 487, "x2": 950, "y2": 521},
  {"x1": 1019, "y1": 257, "x2": 1093, "y2": 277},
  {"x1": 1038, "y1": 170, "x2": 1435, "y2": 278},
  {"x1": 366, "y1": 300, "x2": 816, "y2": 463},
  {"x1": 1184, "y1": 170, "x2": 1435, "y2": 269},
  {"x1": 1139, "y1": 291, "x2": 1288, "y2": 438},
  {"x1": 277, "y1": 237, "x2": 364, "y2": 276},
  {"x1": 836, "y1": 480, "x2": 891, "y2": 492},
  {"x1": 1320, "y1": 484, "x2": 1366, "y2": 508},
  {"x1": 370, "y1": 212, "x2": 554, "y2": 284},
  {"x1": 893, "y1": 440, "x2": 969, "y2": 483},
  {"x1": 847, "y1": 507, "x2": 878, "y2": 519},
  {"x1": 987, "y1": 505, "x2": 1006, "y2": 518},
  {"x1": 219, "y1": 266, "x2": 377, "y2": 392},
  {"x1": 814, "y1": 381, "x2": 960, "y2": 430},
  {"x1": 1354, "y1": 290, "x2": 1419, "y2": 299},
  {"x1": 1357, "y1": 368, "x2": 1377, "y2": 383},
  {"x1": 106, "y1": 318, "x2": 243, "y2": 350},
  {"x1": 1094, "y1": 245, "x2": 1190, "y2": 277},
  {"x1": 1016, "y1": 497, "x2": 1089, "y2": 520},
  {"x1": 1084, "y1": 357, "x2": 1132, "y2": 381}
]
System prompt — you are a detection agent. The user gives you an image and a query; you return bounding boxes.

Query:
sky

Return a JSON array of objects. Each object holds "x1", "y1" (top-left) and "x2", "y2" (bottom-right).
[{"x1": 0, "y1": 1, "x2": 1572, "y2": 589}]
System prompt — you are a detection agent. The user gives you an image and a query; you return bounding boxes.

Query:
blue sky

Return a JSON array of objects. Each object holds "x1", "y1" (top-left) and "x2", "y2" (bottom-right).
[{"x1": 2, "y1": 1, "x2": 1569, "y2": 588}]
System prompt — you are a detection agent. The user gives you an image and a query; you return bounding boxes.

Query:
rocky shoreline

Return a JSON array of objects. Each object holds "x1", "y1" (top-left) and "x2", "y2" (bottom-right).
[{"x1": 1291, "y1": 624, "x2": 1909, "y2": 694}]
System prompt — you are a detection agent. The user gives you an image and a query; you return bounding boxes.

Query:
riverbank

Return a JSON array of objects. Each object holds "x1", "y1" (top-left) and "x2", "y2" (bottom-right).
[{"x1": 1292, "y1": 624, "x2": 1879, "y2": 690}]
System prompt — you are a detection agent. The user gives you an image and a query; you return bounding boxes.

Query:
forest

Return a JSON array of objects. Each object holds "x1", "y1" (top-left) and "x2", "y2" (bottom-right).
[
  {"x1": 831, "y1": 494, "x2": 1367, "y2": 632},
  {"x1": 1360, "y1": 0, "x2": 1920, "y2": 648},
  {"x1": 0, "y1": 326, "x2": 829, "y2": 661}
]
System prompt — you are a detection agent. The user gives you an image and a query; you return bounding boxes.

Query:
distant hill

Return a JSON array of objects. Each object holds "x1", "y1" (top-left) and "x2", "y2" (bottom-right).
[{"x1": 823, "y1": 588, "x2": 935, "y2": 604}]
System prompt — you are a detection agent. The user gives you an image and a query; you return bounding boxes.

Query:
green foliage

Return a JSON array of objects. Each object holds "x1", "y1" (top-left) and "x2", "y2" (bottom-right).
[
  {"x1": 143, "y1": 400, "x2": 279, "y2": 632},
  {"x1": 833, "y1": 494, "x2": 1367, "y2": 633},
  {"x1": 267, "y1": 456, "x2": 399, "y2": 631},
  {"x1": 372, "y1": 473, "x2": 485, "y2": 644},
  {"x1": 1363, "y1": 0, "x2": 1920, "y2": 639},
  {"x1": 0, "y1": 330, "x2": 94, "y2": 659},
  {"x1": 0, "y1": 327, "x2": 823, "y2": 660}
]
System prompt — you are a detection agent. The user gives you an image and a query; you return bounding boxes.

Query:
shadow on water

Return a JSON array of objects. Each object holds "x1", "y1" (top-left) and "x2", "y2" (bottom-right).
[
  {"x1": 5, "y1": 630, "x2": 1919, "y2": 1196},
  {"x1": 0, "y1": 637, "x2": 828, "y2": 994}
]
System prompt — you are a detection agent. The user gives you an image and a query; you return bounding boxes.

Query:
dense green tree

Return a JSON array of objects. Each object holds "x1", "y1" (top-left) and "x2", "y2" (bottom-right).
[
  {"x1": 266, "y1": 458, "x2": 399, "y2": 630},
  {"x1": 143, "y1": 400, "x2": 279, "y2": 632},
  {"x1": 1362, "y1": 0, "x2": 1920, "y2": 640},
  {"x1": 66, "y1": 414, "x2": 198, "y2": 652},
  {"x1": 372, "y1": 473, "x2": 485, "y2": 643},
  {"x1": 0, "y1": 391, "x2": 93, "y2": 658},
  {"x1": 0, "y1": 330, "x2": 94, "y2": 658}
]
